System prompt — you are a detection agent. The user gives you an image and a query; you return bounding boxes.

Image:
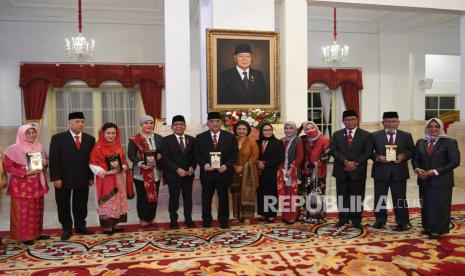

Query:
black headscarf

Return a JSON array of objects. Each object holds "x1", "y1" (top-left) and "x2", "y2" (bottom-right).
[
  {"x1": 233, "y1": 120, "x2": 252, "y2": 136},
  {"x1": 258, "y1": 123, "x2": 277, "y2": 142}
]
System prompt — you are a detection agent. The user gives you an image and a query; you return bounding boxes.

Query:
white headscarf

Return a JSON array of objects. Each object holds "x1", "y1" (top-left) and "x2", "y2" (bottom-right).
[{"x1": 423, "y1": 117, "x2": 447, "y2": 141}]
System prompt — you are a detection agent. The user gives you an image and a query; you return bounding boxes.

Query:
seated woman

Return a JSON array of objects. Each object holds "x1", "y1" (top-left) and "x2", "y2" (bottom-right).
[
  {"x1": 231, "y1": 120, "x2": 259, "y2": 225},
  {"x1": 3, "y1": 124, "x2": 49, "y2": 245},
  {"x1": 413, "y1": 118, "x2": 460, "y2": 239},
  {"x1": 90, "y1": 122, "x2": 134, "y2": 234}
]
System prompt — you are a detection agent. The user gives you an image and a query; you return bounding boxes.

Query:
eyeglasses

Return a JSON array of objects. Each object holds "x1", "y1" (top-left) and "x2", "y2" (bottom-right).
[{"x1": 262, "y1": 129, "x2": 273, "y2": 132}]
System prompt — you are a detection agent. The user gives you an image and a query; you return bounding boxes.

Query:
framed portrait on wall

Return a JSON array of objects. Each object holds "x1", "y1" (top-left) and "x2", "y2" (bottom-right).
[{"x1": 207, "y1": 29, "x2": 280, "y2": 111}]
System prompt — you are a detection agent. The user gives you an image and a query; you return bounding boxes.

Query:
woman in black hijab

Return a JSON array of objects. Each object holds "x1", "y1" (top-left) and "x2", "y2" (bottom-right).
[{"x1": 256, "y1": 123, "x2": 285, "y2": 222}]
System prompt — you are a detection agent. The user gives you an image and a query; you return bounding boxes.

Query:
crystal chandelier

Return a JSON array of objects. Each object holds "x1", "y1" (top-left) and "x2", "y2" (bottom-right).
[
  {"x1": 65, "y1": 0, "x2": 95, "y2": 63},
  {"x1": 322, "y1": 8, "x2": 349, "y2": 68}
]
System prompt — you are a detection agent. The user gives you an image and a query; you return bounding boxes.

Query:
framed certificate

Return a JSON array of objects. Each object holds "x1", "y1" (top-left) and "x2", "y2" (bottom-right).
[
  {"x1": 26, "y1": 152, "x2": 43, "y2": 172},
  {"x1": 106, "y1": 155, "x2": 122, "y2": 172},
  {"x1": 210, "y1": 152, "x2": 222, "y2": 169},
  {"x1": 385, "y1": 145, "x2": 397, "y2": 162},
  {"x1": 144, "y1": 150, "x2": 157, "y2": 166}
]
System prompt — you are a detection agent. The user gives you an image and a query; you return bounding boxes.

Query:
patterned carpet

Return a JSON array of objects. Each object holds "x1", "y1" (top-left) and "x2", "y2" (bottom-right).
[{"x1": 1, "y1": 206, "x2": 465, "y2": 275}]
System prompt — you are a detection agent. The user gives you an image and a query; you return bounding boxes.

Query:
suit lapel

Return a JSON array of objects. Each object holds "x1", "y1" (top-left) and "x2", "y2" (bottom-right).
[
  {"x1": 340, "y1": 130, "x2": 350, "y2": 152},
  {"x1": 431, "y1": 138, "x2": 445, "y2": 156},
  {"x1": 66, "y1": 131, "x2": 79, "y2": 151}
]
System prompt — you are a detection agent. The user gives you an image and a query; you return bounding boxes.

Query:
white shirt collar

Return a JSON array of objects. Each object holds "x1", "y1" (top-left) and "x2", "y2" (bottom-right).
[
  {"x1": 236, "y1": 66, "x2": 250, "y2": 79},
  {"x1": 69, "y1": 130, "x2": 82, "y2": 138},
  {"x1": 346, "y1": 127, "x2": 357, "y2": 135},
  {"x1": 210, "y1": 131, "x2": 220, "y2": 139},
  {"x1": 175, "y1": 133, "x2": 185, "y2": 140}
]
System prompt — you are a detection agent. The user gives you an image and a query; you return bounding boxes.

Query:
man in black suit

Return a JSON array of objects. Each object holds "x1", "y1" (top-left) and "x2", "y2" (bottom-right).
[
  {"x1": 371, "y1": 112, "x2": 415, "y2": 231},
  {"x1": 218, "y1": 43, "x2": 269, "y2": 105},
  {"x1": 331, "y1": 110, "x2": 373, "y2": 229},
  {"x1": 194, "y1": 112, "x2": 238, "y2": 228},
  {"x1": 161, "y1": 115, "x2": 197, "y2": 229},
  {"x1": 49, "y1": 112, "x2": 96, "y2": 240}
]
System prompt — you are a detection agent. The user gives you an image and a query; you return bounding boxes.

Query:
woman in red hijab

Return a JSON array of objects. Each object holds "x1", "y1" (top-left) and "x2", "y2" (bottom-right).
[
  {"x1": 3, "y1": 124, "x2": 49, "y2": 245},
  {"x1": 89, "y1": 122, "x2": 134, "y2": 234},
  {"x1": 299, "y1": 121, "x2": 331, "y2": 224}
]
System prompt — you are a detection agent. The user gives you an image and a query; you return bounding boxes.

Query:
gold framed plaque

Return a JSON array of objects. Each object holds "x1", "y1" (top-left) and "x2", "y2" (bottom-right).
[
  {"x1": 210, "y1": 152, "x2": 222, "y2": 169},
  {"x1": 385, "y1": 145, "x2": 397, "y2": 162}
]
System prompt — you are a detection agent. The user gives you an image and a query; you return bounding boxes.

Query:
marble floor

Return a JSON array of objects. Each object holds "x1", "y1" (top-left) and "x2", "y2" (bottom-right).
[{"x1": 1, "y1": 165, "x2": 465, "y2": 231}]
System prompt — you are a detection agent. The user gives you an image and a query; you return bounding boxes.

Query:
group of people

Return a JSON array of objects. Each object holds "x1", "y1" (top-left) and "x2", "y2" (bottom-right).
[{"x1": 0, "y1": 109, "x2": 460, "y2": 246}]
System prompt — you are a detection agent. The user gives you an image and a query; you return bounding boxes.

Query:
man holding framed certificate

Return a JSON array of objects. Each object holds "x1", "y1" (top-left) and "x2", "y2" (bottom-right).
[
  {"x1": 371, "y1": 111, "x2": 415, "y2": 231},
  {"x1": 194, "y1": 112, "x2": 238, "y2": 229}
]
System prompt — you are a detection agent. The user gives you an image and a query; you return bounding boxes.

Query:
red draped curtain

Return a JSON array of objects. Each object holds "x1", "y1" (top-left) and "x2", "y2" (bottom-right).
[
  {"x1": 139, "y1": 79, "x2": 163, "y2": 119},
  {"x1": 19, "y1": 64, "x2": 164, "y2": 120},
  {"x1": 23, "y1": 79, "x2": 49, "y2": 120},
  {"x1": 308, "y1": 68, "x2": 363, "y2": 116}
]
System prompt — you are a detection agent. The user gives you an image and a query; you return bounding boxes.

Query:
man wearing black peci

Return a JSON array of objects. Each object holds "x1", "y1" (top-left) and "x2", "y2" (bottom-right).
[
  {"x1": 331, "y1": 110, "x2": 373, "y2": 229},
  {"x1": 161, "y1": 115, "x2": 197, "y2": 229},
  {"x1": 194, "y1": 112, "x2": 238, "y2": 228},
  {"x1": 49, "y1": 112, "x2": 96, "y2": 240},
  {"x1": 371, "y1": 111, "x2": 415, "y2": 231}
]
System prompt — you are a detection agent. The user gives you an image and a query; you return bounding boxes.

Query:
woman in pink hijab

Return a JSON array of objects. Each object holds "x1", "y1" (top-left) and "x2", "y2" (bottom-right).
[{"x1": 3, "y1": 124, "x2": 49, "y2": 245}]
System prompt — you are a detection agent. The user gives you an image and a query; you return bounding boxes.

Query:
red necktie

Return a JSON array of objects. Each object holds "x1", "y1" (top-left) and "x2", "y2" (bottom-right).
[
  {"x1": 387, "y1": 132, "x2": 395, "y2": 145},
  {"x1": 179, "y1": 136, "x2": 186, "y2": 153},
  {"x1": 74, "y1": 135, "x2": 81, "y2": 150},
  {"x1": 212, "y1": 134, "x2": 218, "y2": 149},
  {"x1": 427, "y1": 139, "x2": 435, "y2": 156},
  {"x1": 347, "y1": 130, "x2": 353, "y2": 148},
  {"x1": 261, "y1": 140, "x2": 268, "y2": 153}
]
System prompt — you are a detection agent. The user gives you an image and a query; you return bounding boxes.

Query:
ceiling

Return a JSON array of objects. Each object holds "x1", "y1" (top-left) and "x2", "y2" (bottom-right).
[{"x1": 0, "y1": 0, "x2": 458, "y2": 34}]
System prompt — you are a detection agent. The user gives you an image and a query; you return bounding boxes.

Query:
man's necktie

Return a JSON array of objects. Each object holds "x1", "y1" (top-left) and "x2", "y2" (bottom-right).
[
  {"x1": 347, "y1": 130, "x2": 353, "y2": 148},
  {"x1": 74, "y1": 135, "x2": 81, "y2": 150},
  {"x1": 179, "y1": 136, "x2": 186, "y2": 153},
  {"x1": 427, "y1": 139, "x2": 435, "y2": 156},
  {"x1": 387, "y1": 131, "x2": 395, "y2": 145},
  {"x1": 212, "y1": 134, "x2": 218, "y2": 149},
  {"x1": 242, "y1": 71, "x2": 249, "y2": 90}
]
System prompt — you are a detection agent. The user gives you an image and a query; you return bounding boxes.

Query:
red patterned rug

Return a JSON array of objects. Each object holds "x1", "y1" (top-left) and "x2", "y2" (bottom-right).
[{"x1": 1, "y1": 206, "x2": 465, "y2": 275}]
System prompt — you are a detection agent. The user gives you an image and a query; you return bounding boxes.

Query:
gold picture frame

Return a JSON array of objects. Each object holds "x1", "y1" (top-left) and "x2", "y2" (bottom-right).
[{"x1": 207, "y1": 29, "x2": 280, "y2": 111}]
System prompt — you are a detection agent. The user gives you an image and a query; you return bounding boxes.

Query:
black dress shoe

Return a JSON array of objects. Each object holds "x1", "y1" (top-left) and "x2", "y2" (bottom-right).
[
  {"x1": 428, "y1": 233, "x2": 441, "y2": 240},
  {"x1": 76, "y1": 228, "x2": 95, "y2": 235},
  {"x1": 285, "y1": 220, "x2": 295, "y2": 225},
  {"x1": 220, "y1": 223, "x2": 230, "y2": 229},
  {"x1": 169, "y1": 223, "x2": 180, "y2": 229},
  {"x1": 112, "y1": 227, "x2": 124, "y2": 233},
  {"x1": 422, "y1": 230, "x2": 430, "y2": 235},
  {"x1": 372, "y1": 222, "x2": 385, "y2": 229},
  {"x1": 36, "y1": 235, "x2": 50, "y2": 240},
  {"x1": 103, "y1": 230, "x2": 113, "y2": 235},
  {"x1": 23, "y1": 240, "x2": 34, "y2": 246},
  {"x1": 336, "y1": 220, "x2": 348, "y2": 227},
  {"x1": 61, "y1": 230, "x2": 72, "y2": 241},
  {"x1": 202, "y1": 222, "x2": 212, "y2": 228},
  {"x1": 185, "y1": 220, "x2": 196, "y2": 228},
  {"x1": 353, "y1": 223, "x2": 363, "y2": 230},
  {"x1": 393, "y1": 225, "x2": 410, "y2": 232}
]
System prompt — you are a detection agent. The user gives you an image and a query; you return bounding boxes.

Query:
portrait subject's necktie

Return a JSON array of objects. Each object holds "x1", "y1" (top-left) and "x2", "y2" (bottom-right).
[
  {"x1": 179, "y1": 136, "x2": 186, "y2": 153},
  {"x1": 387, "y1": 131, "x2": 395, "y2": 145},
  {"x1": 427, "y1": 139, "x2": 435, "y2": 156},
  {"x1": 347, "y1": 130, "x2": 353, "y2": 148},
  {"x1": 242, "y1": 71, "x2": 249, "y2": 90},
  {"x1": 74, "y1": 135, "x2": 81, "y2": 150},
  {"x1": 212, "y1": 134, "x2": 218, "y2": 149}
]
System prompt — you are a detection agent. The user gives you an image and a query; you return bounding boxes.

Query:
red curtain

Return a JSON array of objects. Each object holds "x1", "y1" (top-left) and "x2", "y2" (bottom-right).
[
  {"x1": 23, "y1": 79, "x2": 49, "y2": 120},
  {"x1": 340, "y1": 82, "x2": 360, "y2": 116},
  {"x1": 139, "y1": 79, "x2": 162, "y2": 119}
]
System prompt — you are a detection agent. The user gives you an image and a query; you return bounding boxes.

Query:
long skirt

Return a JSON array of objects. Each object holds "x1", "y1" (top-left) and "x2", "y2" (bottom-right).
[
  {"x1": 10, "y1": 196, "x2": 44, "y2": 241},
  {"x1": 257, "y1": 181, "x2": 278, "y2": 218},
  {"x1": 281, "y1": 186, "x2": 298, "y2": 222},
  {"x1": 299, "y1": 177, "x2": 327, "y2": 223},
  {"x1": 232, "y1": 192, "x2": 255, "y2": 219},
  {"x1": 98, "y1": 174, "x2": 128, "y2": 231},
  {"x1": 420, "y1": 184, "x2": 452, "y2": 235},
  {"x1": 134, "y1": 179, "x2": 160, "y2": 222}
]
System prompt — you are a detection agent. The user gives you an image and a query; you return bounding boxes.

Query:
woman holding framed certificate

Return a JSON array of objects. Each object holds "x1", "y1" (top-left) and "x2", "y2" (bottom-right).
[
  {"x1": 3, "y1": 124, "x2": 49, "y2": 245},
  {"x1": 89, "y1": 123, "x2": 134, "y2": 234}
]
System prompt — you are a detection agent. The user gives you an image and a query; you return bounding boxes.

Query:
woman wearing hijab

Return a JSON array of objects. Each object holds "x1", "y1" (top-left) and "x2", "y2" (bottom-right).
[
  {"x1": 0, "y1": 149, "x2": 5, "y2": 246},
  {"x1": 231, "y1": 120, "x2": 259, "y2": 225},
  {"x1": 277, "y1": 121, "x2": 303, "y2": 224},
  {"x1": 90, "y1": 122, "x2": 134, "y2": 234},
  {"x1": 3, "y1": 124, "x2": 49, "y2": 245},
  {"x1": 299, "y1": 121, "x2": 331, "y2": 224},
  {"x1": 413, "y1": 118, "x2": 460, "y2": 239},
  {"x1": 256, "y1": 123, "x2": 284, "y2": 223}
]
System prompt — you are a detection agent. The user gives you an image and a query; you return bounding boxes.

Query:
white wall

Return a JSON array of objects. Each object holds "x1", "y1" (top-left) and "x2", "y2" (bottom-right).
[
  {"x1": 425, "y1": 54, "x2": 460, "y2": 95},
  {"x1": 0, "y1": 20, "x2": 164, "y2": 127},
  {"x1": 212, "y1": 0, "x2": 274, "y2": 31}
]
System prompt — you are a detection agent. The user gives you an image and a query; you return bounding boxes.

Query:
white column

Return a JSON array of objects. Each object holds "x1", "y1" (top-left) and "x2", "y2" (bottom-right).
[
  {"x1": 164, "y1": 0, "x2": 191, "y2": 123},
  {"x1": 460, "y1": 13, "x2": 465, "y2": 122},
  {"x1": 280, "y1": 0, "x2": 308, "y2": 123},
  {"x1": 199, "y1": 0, "x2": 213, "y2": 123}
]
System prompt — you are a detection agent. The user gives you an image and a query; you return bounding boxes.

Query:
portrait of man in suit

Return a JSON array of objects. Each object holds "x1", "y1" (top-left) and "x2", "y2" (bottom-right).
[
  {"x1": 218, "y1": 43, "x2": 269, "y2": 105},
  {"x1": 207, "y1": 29, "x2": 279, "y2": 111}
]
